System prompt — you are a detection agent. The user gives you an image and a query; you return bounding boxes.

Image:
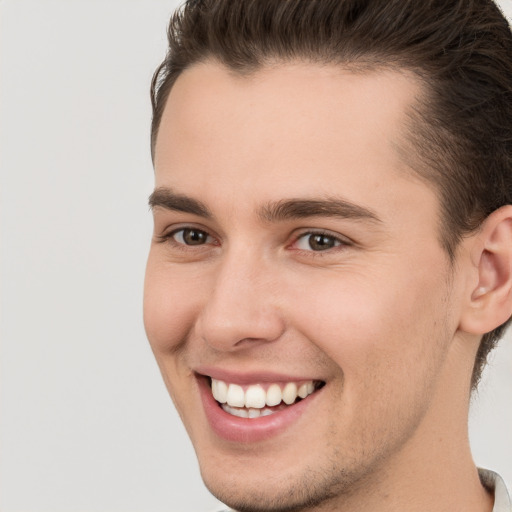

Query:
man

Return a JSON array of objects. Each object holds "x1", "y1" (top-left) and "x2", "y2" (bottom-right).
[{"x1": 143, "y1": 1, "x2": 512, "y2": 511}]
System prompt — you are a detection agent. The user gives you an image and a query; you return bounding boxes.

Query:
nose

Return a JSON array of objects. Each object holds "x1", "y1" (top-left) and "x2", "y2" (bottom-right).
[{"x1": 196, "y1": 249, "x2": 286, "y2": 352}]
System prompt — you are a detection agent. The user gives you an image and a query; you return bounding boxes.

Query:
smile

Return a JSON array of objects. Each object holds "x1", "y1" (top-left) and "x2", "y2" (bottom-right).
[
  {"x1": 210, "y1": 378, "x2": 323, "y2": 419},
  {"x1": 197, "y1": 372, "x2": 326, "y2": 442}
]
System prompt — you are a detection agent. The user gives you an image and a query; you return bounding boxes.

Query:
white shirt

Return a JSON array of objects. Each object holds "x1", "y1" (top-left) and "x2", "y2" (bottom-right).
[{"x1": 479, "y1": 468, "x2": 512, "y2": 512}]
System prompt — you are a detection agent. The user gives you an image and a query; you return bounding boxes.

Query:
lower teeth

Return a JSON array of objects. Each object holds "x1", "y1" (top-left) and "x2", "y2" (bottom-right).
[{"x1": 222, "y1": 403, "x2": 287, "y2": 418}]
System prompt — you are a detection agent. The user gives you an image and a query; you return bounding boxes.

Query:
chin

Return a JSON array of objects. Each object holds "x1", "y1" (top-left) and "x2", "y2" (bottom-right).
[
  {"x1": 201, "y1": 472, "x2": 333, "y2": 512},
  {"x1": 197, "y1": 449, "x2": 363, "y2": 512}
]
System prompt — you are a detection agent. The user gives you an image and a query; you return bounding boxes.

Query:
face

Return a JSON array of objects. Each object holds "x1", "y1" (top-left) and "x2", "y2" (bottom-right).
[{"x1": 144, "y1": 62, "x2": 468, "y2": 511}]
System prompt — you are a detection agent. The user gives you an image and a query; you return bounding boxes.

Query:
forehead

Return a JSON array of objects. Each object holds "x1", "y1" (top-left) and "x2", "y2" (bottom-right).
[{"x1": 154, "y1": 61, "x2": 432, "y2": 220}]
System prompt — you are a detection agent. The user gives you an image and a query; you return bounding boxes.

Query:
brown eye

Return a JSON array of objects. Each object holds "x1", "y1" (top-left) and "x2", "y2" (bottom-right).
[
  {"x1": 295, "y1": 232, "x2": 343, "y2": 251},
  {"x1": 308, "y1": 234, "x2": 337, "y2": 251},
  {"x1": 173, "y1": 228, "x2": 211, "y2": 246}
]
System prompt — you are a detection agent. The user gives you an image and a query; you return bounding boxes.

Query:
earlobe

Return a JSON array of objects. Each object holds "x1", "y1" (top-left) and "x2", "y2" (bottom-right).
[{"x1": 459, "y1": 205, "x2": 512, "y2": 335}]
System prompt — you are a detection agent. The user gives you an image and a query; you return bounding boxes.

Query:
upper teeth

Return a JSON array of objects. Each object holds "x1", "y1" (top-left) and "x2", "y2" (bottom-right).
[{"x1": 211, "y1": 379, "x2": 316, "y2": 409}]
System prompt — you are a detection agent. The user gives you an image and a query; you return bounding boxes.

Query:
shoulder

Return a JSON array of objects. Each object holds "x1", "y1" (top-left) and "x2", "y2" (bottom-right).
[{"x1": 478, "y1": 468, "x2": 512, "y2": 512}]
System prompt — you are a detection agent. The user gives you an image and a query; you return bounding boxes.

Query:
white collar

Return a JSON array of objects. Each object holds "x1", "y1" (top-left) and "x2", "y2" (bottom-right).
[{"x1": 479, "y1": 468, "x2": 512, "y2": 512}]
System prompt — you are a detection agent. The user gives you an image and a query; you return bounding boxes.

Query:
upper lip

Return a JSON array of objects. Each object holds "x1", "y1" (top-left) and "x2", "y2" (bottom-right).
[{"x1": 194, "y1": 366, "x2": 323, "y2": 385}]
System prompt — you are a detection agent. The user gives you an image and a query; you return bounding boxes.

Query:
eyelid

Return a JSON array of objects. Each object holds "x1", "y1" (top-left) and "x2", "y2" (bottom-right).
[
  {"x1": 154, "y1": 223, "x2": 352, "y2": 253},
  {"x1": 174, "y1": 227, "x2": 214, "y2": 245},
  {"x1": 289, "y1": 229, "x2": 353, "y2": 252},
  {"x1": 155, "y1": 223, "x2": 219, "y2": 246}
]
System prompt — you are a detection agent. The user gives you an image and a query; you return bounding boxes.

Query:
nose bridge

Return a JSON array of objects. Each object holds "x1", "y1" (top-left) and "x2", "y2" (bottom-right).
[{"x1": 197, "y1": 244, "x2": 285, "y2": 350}]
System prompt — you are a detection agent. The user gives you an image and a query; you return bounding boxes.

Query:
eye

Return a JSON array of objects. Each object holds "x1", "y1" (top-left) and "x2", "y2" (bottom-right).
[
  {"x1": 172, "y1": 228, "x2": 213, "y2": 246},
  {"x1": 294, "y1": 232, "x2": 344, "y2": 251}
]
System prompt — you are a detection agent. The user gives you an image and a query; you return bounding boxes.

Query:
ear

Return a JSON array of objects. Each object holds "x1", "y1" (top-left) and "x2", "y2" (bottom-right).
[{"x1": 459, "y1": 205, "x2": 512, "y2": 335}]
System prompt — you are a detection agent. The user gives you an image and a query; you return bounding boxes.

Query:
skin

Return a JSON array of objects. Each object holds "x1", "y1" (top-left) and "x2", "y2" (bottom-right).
[{"x1": 144, "y1": 61, "x2": 510, "y2": 512}]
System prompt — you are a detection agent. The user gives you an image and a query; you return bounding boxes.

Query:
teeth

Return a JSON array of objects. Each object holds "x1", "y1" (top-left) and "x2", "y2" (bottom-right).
[
  {"x1": 222, "y1": 404, "x2": 249, "y2": 418},
  {"x1": 266, "y1": 384, "x2": 282, "y2": 406},
  {"x1": 282, "y1": 382, "x2": 298, "y2": 405},
  {"x1": 298, "y1": 382, "x2": 314, "y2": 398},
  {"x1": 211, "y1": 378, "x2": 318, "y2": 414},
  {"x1": 222, "y1": 404, "x2": 276, "y2": 418},
  {"x1": 211, "y1": 379, "x2": 228, "y2": 403},
  {"x1": 245, "y1": 385, "x2": 266, "y2": 408},
  {"x1": 248, "y1": 408, "x2": 261, "y2": 418},
  {"x1": 226, "y1": 384, "x2": 245, "y2": 407}
]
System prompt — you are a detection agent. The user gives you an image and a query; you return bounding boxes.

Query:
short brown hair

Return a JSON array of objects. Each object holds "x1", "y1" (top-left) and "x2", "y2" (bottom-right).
[{"x1": 150, "y1": 0, "x2": 512, "y2": 388}]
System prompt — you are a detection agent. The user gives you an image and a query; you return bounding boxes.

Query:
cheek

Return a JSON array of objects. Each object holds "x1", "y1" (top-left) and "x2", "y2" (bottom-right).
[
  {"x1": 143, "y1": 259, "x2": 200, "y2": 353},
  {"x1": 287, "y1": 264, "x2": 452, "y2": 383},
  {"x1": 286, "y1": 268, "x2": 454, "y2": 451},
  {"x1": 143, "y1": 262, "x2": 202, "y2": 424}
]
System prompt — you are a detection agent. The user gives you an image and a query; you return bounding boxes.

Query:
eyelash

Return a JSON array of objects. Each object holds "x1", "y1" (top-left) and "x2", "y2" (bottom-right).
[
  {"x1": 157, "y1": 227, "x2": 217, "y2": 250},
  {"x1": 157, "y1": 227, "x2": 351, "y2": 254},
  {"x1": 291, "y1": 230, "x2": 350, "y2": 253}
]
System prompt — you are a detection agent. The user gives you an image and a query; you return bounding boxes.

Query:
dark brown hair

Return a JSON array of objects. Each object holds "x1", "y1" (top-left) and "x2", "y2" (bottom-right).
[{"x1": 150, "y1": 0, "x2": 512, "y2": 388}]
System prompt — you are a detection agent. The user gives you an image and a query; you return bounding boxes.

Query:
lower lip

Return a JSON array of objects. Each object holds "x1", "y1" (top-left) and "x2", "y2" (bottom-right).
[{"x1": 197, "y1": 377, "x2": 322, "y2": 443}]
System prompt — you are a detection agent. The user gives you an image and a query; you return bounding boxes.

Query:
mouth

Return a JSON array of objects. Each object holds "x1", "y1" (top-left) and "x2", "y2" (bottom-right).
[
  {"x1": 209, "y1": 377, "x2": 325, "y2": 419},
  {"x1": 195, "y1": 371, "x2": 326, "y2": 442}
]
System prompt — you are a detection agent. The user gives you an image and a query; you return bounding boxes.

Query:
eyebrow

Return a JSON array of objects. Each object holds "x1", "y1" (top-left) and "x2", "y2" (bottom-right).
[
  {"x1": 148, "y1": 187, "x2": 212, "y2": 218},
  {"x1": 258, "y1": 198, "x2": 382, "y2": 224},
  {"x1": 148, "y1": 187, "x2": 381, "y2": 224}
]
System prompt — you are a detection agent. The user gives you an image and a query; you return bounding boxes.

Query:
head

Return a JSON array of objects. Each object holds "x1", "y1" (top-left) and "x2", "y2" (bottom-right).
[
  {"x1": 150, "y1": 0, "x2": 512, "y2": 389},
  {"x1": 144, "y1": 1, "x2": 512, "y2": 510}
]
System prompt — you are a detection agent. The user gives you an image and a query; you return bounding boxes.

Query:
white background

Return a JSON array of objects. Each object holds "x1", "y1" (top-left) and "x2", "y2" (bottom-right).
[{"x1": 1, "y1": 1, "x2": 511, "y2": 511}]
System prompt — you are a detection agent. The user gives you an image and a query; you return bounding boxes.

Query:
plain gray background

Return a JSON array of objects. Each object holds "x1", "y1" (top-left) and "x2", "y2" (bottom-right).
[{"x1": 1, "y1": 1, "x2": 511, "y2": 511}]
